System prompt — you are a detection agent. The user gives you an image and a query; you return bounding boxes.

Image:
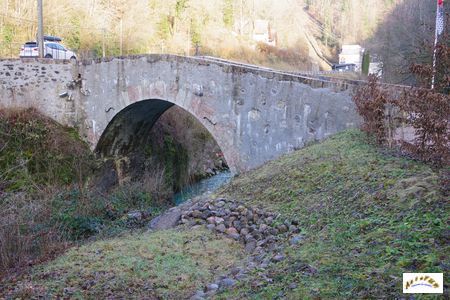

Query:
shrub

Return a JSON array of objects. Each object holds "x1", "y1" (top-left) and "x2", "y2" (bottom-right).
[
  {"x1": 0, "y1": 108, "x2": 95, "y2": 192},
  {"x1": 353, "y1": 33, "x2": 449, "y2": 166},
  {"x1": 353, "y1": 76, "x2": 449, "y2": 166},
  {"x1": 0, "y1": 190, "x2": 68, "y2": 275}
]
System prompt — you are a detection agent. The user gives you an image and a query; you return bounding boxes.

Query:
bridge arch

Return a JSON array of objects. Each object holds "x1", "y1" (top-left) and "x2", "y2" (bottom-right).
[
  {"x1": 0, "y1": 55, "x2": 361, "y2": 173},
  {"x1": 95, "y1": 98, "x2": 237, "y2": 172}
]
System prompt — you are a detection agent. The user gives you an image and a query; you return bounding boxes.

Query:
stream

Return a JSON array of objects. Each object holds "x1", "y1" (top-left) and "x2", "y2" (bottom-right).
[{"x1": 173, "y1": 170, "x2": 233, "y2": 205}]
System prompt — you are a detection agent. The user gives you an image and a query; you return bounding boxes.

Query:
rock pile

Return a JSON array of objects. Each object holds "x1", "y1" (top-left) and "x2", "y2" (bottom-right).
[
  {"x1": 178, "y1": 197, "x2": 304, "y2": 299},
  {"x1": 180, "y1": 198, "x2": 301, "y2": 253}
]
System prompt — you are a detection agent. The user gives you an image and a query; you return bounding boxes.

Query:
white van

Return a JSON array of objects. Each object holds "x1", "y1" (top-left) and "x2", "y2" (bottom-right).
[{"x1": 19, "y1": 36, "x2": 77, "y2": 60}]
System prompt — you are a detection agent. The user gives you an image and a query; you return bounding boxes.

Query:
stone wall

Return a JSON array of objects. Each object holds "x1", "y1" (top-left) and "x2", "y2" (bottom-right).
[
  {"x1": 0, "y1": 59, "x2": 82, "y2": 127},
  {"x1": 0, "y1": 55, "x2": 361, "y2": 173}
]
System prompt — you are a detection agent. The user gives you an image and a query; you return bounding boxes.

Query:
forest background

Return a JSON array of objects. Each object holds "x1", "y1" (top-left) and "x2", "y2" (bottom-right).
[{"x1": 0, "y1": 0, "x2": 447, "y2": 84}]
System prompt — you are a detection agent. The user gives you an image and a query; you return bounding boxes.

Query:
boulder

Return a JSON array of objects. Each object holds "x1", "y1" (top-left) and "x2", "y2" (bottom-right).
[
  {"x1": 148, "y1": 207, "x2": 182, "y2": 230},
  {"x1": 215, "y1": 223, "x2": 226, "y2": 233}
]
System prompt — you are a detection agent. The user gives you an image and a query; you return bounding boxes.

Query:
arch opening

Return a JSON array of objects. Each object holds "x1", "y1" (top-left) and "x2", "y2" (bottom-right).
[
  {"x1": 96, "y1": 99, "x2": 174, "y2": 156},
  {"x1": 95, "y1": 99, "x2": 229, "y2": 193}
]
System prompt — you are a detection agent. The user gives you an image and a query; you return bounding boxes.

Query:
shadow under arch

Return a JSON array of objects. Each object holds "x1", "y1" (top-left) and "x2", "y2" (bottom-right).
[{"x1": 95, "y1": 98, "x2": 229, "y2": 169}]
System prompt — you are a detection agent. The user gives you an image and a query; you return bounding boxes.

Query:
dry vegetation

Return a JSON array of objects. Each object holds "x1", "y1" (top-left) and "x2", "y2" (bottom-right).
[
  {"x1": 1, "y1": 0, "x2": 421, "y2": 73},
  {"x1": 353, "y1": 36, "x2": 449, "y2": 166},
  {"x1": 0, "y1": 108, "x2": 92, "y2": 274},
  {"x1": 1, "y1": 0, "x2": 446, "y2": 80},
  {"x1": 0, "y1": 104, "x2": 230, "y2": 279}
]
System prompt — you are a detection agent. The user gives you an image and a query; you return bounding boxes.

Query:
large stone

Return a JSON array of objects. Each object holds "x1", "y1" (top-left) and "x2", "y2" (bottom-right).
[
  {"x1": 201, "y1": 211, "x2": 212, "y2": 219},
  {"x1": 240, "y1": 228, "x2": 249, "y2": 236},
  {"x1": 228, "y1": 233, "x2": 240, "y2": 240},
  {"x1": 278, "y1": 224, "x2": 288, "y2": 233},
  {"x1": 272, "y1": 254, "x2": 285, "y2": 262},
  {"x1": 289, "y1": 225, "x2": 300, "y2": 233},
  {"x1": 244, "y1": 234, "x2": 253, "y2": 242},
  {"x1": 215, "y1": 223, "x2": 226, "y2": 233},
  {"x1": 290, "y1": 234, "x2": 304, "y2": 245},
  {"x1": 252, "y1": 231, "x2": 262, "y2": 240},
  {"x1": 269, "y1": 228, "x2": 279, "y2": 235},
  {"x1": 215, "y1": 217, "x2": 225, "y2": 224},
  {"x1": 127, "y1": 211, "x2": 143, "y2": 220},
  {"x1": 259, "y1": 224, "x2": 269, "y2": 232},
  {"x1": 191, "y1": 210, "x2": 202, "y2": 218},
  {"x1": 190, "y1": 290, "x2": 206, "y2": 300},
  {"x1": 148, "y1": 208, "x2": 182, "y2": 230},
  {"x1": 219, "y1": 278, "x2": 236, "y2": 289},
  {"x1": 206, "y1": 283, "x2": 219, "y2": 292},
  {"x1": 233, "y1": 220, "x2": 242, "y2": 230},
  {"x1": 244, "y1": 240, "x2": 257, "y2": 253},
  {"x1": 226, "y1": 227, "x2": 238, "y2": 235}
]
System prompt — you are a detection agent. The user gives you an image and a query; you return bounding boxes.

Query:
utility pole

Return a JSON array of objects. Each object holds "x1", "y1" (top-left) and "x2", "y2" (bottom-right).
[
  {"x1": 119, "y1": 18, "x2": 123, "y2": 56},
  {"x1": 37, "y1": 0, "x2": 44, "y2": 58},
  {"x1": 186, "y1": 20, "x2": 190, "y2": 56},
  {"x1": 102, "y1": 28, "x2": 106, "y2": 57}
]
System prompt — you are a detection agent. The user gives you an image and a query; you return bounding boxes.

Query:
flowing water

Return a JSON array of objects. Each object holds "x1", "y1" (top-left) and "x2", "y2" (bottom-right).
[{"x1": 173, "y1": 170, "x2": 233, "y2": 205}]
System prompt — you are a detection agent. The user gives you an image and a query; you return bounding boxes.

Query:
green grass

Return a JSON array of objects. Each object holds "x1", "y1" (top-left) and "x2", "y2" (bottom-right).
[
  {"x1": 220, "y1": 129, "x2": 448, "y2": 298},
  {"x1": 2, "y1": 129, "x2": 447, "y2": 299},
  {"x1": 4, "y1": 228, "x2": 245, "y2": 299}
]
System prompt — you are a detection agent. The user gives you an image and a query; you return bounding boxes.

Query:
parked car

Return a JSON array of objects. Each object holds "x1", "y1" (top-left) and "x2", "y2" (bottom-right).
[
  {"x1": 19, "y1": 41, "x2": 39, "y2": 58},
  {"x1": 19, "y1": 36, "x2": 76, "y2": 60},
  {"x1": 43, "y1": 42, "x2": 77, "y2": 60},
  {"x1": 331, "y1": 63, "x2": 356, "y2": 72}
]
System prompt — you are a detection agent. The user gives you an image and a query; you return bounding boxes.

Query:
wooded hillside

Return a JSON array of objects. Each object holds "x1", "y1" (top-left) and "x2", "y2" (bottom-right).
[{"x1": 1, "y1": 0, "x2": 447, "y2": 82}]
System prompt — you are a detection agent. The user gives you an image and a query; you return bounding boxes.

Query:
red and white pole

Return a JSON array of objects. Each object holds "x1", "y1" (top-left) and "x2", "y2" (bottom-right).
[{"x1": 431, "y1": 0, "x2": 444, "y2": 89}]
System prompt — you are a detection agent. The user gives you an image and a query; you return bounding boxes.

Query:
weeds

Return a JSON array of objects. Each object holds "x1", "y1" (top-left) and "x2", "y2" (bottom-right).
[
  {"x1": 0, "y1": 108, "x2": 170, "y2": 277},
  {"x1": 0, "y1": 181, "x2": 170, "y2": 275},
  {"x1": 352, "y1": 36, "x2": 449, "y2": 166}
]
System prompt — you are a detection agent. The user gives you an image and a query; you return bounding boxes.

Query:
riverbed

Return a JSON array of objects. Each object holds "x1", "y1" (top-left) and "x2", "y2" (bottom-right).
[{"x1": 173, "y1": 170, "x2": 233, "y2": 205}]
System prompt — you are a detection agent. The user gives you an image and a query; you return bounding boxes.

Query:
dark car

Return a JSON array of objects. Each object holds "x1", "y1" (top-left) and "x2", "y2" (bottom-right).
[{"x1": 332, "y1": 63, "x2": 357, "y2": 72}]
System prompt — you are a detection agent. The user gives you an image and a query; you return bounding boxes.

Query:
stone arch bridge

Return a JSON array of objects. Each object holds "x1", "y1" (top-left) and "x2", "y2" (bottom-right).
[{"x1": 0, "y1": 55, "x2": 361, "y2": 173}]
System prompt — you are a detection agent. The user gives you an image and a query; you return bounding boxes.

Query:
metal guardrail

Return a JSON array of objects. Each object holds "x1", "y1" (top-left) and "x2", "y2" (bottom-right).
[
  {"x1": 195, "y1": 55, "x2": 363, "y2": 88},
  {"x1": 195, "y1": 55, "x2": 414, "y2": 90}
]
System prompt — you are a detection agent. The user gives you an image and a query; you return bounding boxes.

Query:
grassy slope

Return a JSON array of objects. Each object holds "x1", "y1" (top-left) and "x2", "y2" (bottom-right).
[
  {"x1": 4, "y1": 228, "x2": 245, "y2": 299},
  {"x1": 220, "y1": 129, "x2": 448, "y2": 298},
  {"x1": 2, "y1": 129, "x2": 447, "y2": 298}
]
